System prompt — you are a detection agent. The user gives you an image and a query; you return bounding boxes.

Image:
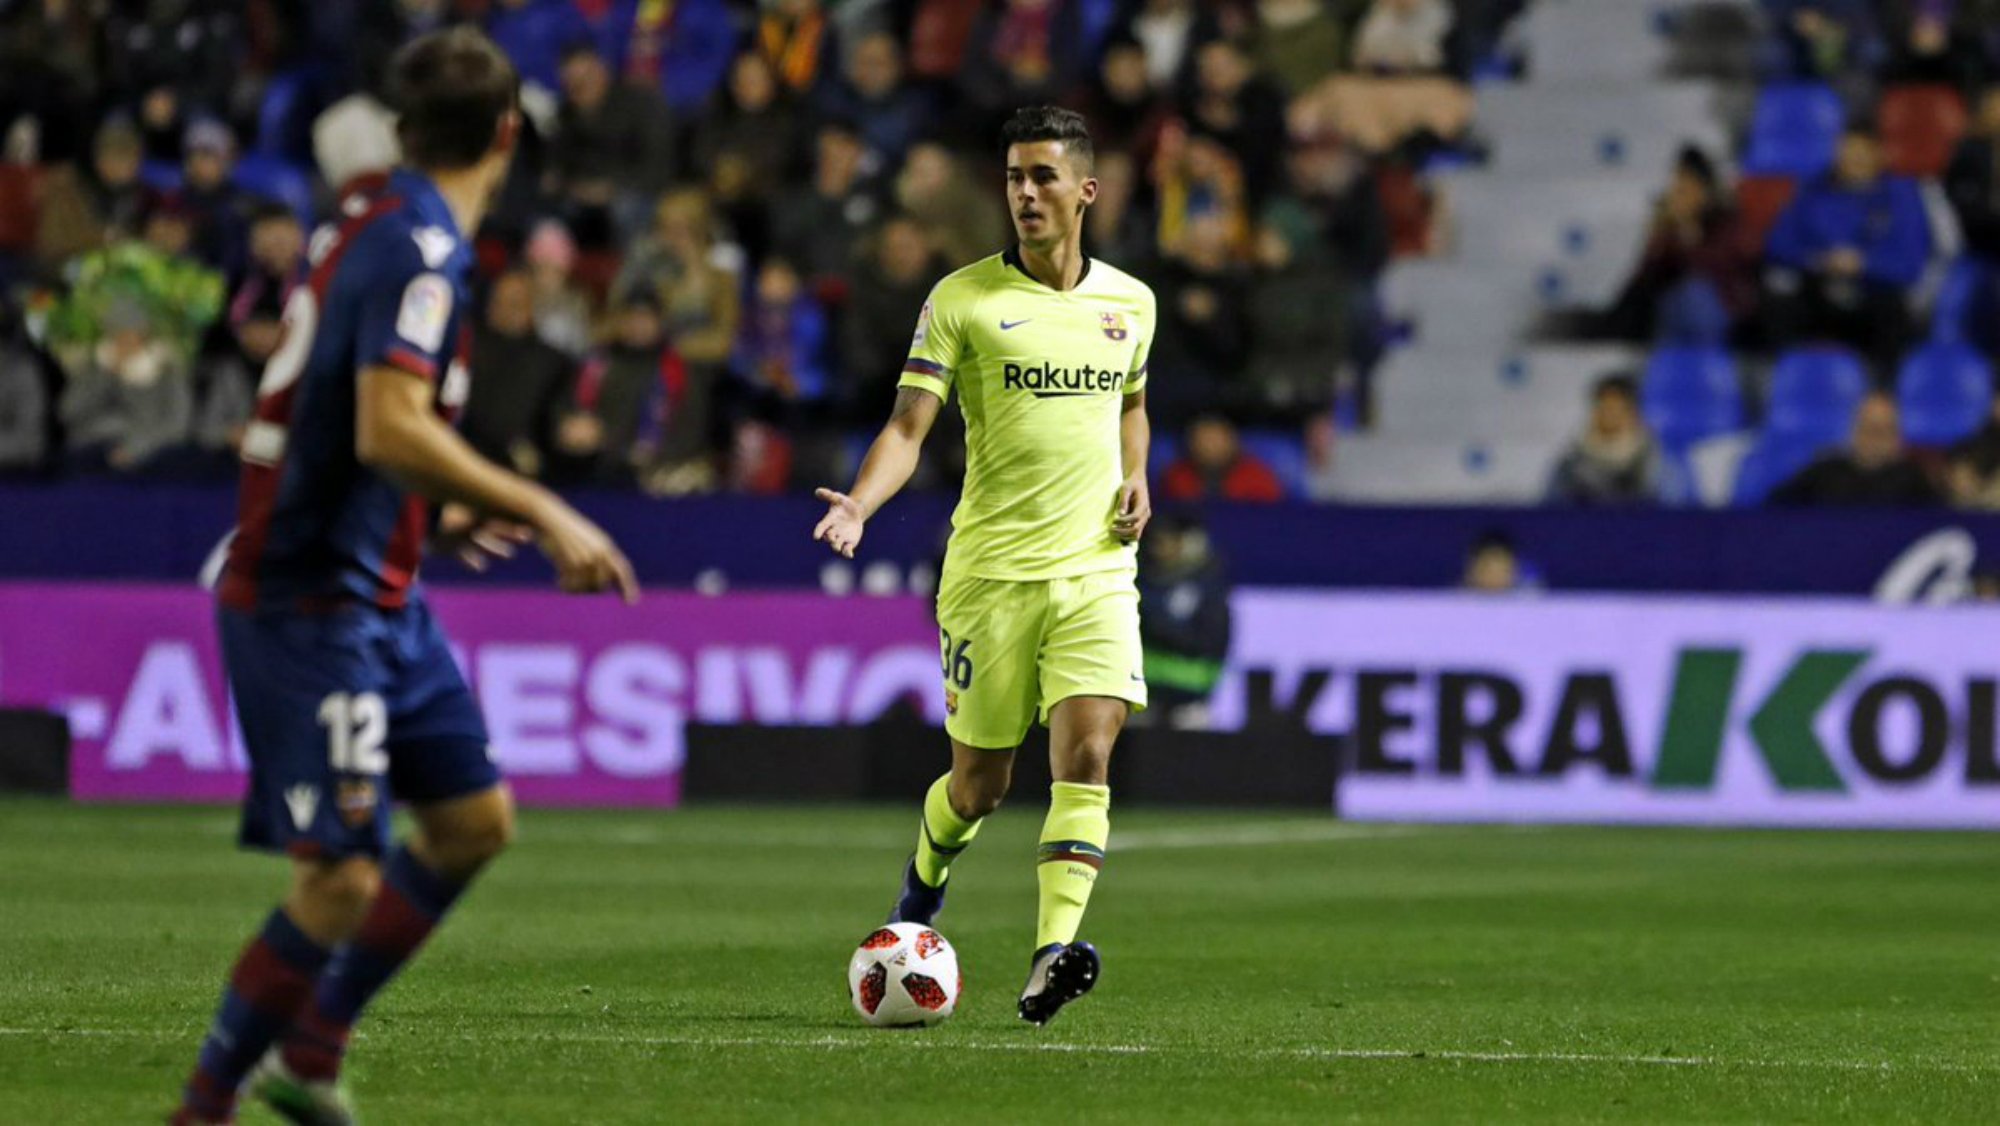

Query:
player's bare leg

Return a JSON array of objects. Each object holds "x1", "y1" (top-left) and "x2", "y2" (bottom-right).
[
  {"x1": 1020, "y1": 696, "x2": 1126, "y2": 1024},
  {"x1": 255, "y1": 786, "x2": 515, "y2": 1124},
  {"x1": 407, "y1": 783, "x2": 518, "y2": 880},
  {"x1": 285, "y1": 859, "x2": 383, "y2": 944},
  {"x1": 892, "y1": 742, "x2": 1013, "y2": 925}
]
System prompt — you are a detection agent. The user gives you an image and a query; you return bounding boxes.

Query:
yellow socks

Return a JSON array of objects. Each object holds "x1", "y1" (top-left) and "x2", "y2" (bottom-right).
[
  {"x1": 913, "y1": 774, "x2": 1112, "y2": 947},
  {"x1": 913, "y1": 774, "x2": 982, "y2": 888},
  {"x1": 1035, "y1": 782, "x2": 1111, "y2": 949}
]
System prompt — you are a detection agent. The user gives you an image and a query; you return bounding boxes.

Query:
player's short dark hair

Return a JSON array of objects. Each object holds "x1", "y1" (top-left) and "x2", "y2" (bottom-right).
[
  {"x1": 1001, "y1": 106, "x2": 1094, "y2": 173},
  {"x1": 247, "y1": 199, "x2": 299, "y2": 228},
  {"x1": 817, "y1": 116, "x2": 863, "y2": 143},
  {"x1": 620, "y1": 285, "x2": 664, "y2": 314},
  {"x1": 388, "y1": 27, "x2": 520, "y2": 171},
  {"x1": 1593, "y1": 372, "x2": 1639, "y2": 404}
]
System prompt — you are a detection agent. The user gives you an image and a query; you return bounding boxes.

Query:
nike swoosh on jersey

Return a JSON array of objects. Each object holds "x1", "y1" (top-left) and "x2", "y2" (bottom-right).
[{"x1": 999, "y1": 319, "x2": 1032, "y2": 330}]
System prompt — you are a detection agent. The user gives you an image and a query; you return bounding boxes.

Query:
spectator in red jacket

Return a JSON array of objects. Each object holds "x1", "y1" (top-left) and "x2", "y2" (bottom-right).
[{"x1": 1161, "y1": 413, "x2": 1284, "y2": 502}]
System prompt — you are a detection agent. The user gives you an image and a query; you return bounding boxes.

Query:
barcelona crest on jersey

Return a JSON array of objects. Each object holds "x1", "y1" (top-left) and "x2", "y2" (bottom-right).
[{"x1": 1099, "y1": 311, "x2": 1128, "y2": 341}]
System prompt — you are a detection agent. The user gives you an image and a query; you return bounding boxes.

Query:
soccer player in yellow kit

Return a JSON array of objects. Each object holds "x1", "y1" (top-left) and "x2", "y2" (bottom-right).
[{"x1": 814, "y1": 106, "x2": 1154, "y2": 1025}]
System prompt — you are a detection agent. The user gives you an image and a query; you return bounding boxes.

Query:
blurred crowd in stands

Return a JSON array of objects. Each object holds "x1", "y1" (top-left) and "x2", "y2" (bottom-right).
[
  {"x1": 1548, "y1": 0, "x2": 2000, "y2": 511},
  {"x1": 0, "y1": 0, "x2": 1528, "y2": 500}
]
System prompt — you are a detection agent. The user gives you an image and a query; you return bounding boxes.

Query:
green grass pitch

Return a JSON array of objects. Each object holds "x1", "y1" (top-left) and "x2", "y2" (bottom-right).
[{"x1": 2, "y1": 799, "x2": 1995, "y2": 1123}]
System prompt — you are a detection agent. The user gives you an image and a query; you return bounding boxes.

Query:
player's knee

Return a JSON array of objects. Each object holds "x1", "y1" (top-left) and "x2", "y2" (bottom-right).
[
  {"x1": 437, "y1": 814, "x2": 513, "y2": 874},
  {"x1": 429, "y1": 803, "x2": 515, "y2": 876},
  {"x1": 953, "y1": 781, "x2": 1007, "y2": 821},
  {"x1": 1055, "y1": 736, "x2": 1115, "y2": 785},
  {"x1": 294, "y1": 857, "x2": 381, "y2": 922}
]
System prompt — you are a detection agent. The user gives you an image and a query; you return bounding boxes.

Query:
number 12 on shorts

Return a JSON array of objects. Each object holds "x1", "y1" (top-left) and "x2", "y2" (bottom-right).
[
  {"x1": 939, "y1": 630, "x2": 974, "y2": 690},
  {"x1": 318, "y1": 691, "x2": 388, "y2": 775}
]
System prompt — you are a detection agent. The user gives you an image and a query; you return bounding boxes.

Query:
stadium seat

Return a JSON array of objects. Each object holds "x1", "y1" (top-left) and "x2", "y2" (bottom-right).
[
  {"x1": 1733, "y1": 173, "x2": 1797, "y2": 253},
  {"x1": 1731, "y1": 429, "x2": 1834, "y2": 506},
  {"x1": 255, "y1": 69, "x2": 316, "y2": 163},
  {"x1": 572, "y1": 248, "x2": 624, "y2": 304},
  {"x1": 1766, "y1": 346, "x2": 1868, "y2": 441},
  {"x1": 1239, "y1": 431, "x2": 1307, "y2": 497},
  {"x1": 1897, "y1": 341, "x2": 1993, "y2": 446},
  {"x1": 231, "y1": 154, "x2": 314, "y2": 224},
  {"x1": 1741, "y1": 82, "x2": 1843, "y2": 178},
  {"x1": 1075, "y1": 0, "x2": 1120, "y2": 59},
  {"x1": 1376, "y1": 163, "x2": 1433, "y2": 259},
  {"x1": 473, "y1": 232, "x2": 511, "y2": 280},
  {"x1": 1147, "y1": 434, "x2": 1180, "y2": 481},
  {"x1": 843, "y1": 431, "x2": 876, "y2": 479},
  {"x1": 1879, "y1": 84, "x2": 1967, "y2": 179},
  {"x1": 0, "y1": 164, "x2": 38, "y2": 254},
  {"x1": 909, "y1": 0, "x2": 983, "y2": 80},
  {"x1": 1641, "y1": 345, "x2": 1742, "y2": 451},
  {"x1": 1928, "y1": 257, "x2": 1982, "y2": 344},
  {"x1": 1656, "y1": 277, "x2": 1730, "y2": 346},
  {"x1": 139, "y1": 160, "x2": 183, "y2": 193}
]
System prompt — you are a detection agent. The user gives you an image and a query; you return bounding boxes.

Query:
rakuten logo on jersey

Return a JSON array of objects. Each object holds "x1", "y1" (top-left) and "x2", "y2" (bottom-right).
[{"x1": 1002, "y1": 361, "x2": 1126, "y2": 398}]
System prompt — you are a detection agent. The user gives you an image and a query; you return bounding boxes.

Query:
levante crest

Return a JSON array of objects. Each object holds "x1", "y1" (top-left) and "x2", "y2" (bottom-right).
[{"x1": 1100, "y1": 311, "x2": 1129, "y2": 341}]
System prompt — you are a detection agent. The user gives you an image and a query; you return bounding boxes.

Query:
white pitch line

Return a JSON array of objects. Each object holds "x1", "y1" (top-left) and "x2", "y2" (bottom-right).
[
  {"x1": 520, "y1": 820, "x2": 1430, "y2": 852},
  {"x1": 1113, "y1": 823, "x2": 1430, "y2": 851},
  {"x1": 0, "y1": 1027, "x2": 1987, "y2": 1075}
]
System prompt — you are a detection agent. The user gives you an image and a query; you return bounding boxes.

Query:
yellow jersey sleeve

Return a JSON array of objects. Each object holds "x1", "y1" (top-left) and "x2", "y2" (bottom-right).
[
  {"x1": 1124, "y1": 287, "x2": 1155, "y2": 395},
  {"x1": 898, "y1": 278, "x2": 975, "y2": 401}
]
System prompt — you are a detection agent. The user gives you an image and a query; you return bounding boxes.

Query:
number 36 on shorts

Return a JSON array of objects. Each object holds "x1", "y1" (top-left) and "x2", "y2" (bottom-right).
[{"x1": 933, "y1": 571, "x2": 1145, "y2": 748}]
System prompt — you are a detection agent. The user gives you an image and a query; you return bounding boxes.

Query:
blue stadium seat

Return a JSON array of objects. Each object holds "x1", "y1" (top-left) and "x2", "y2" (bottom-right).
[
  {"x1": 1766, "y1": 346, "x2": 1867, "y2": 442},
  {"x1": 1657, "y1": 445, "x2": 1701, "y2": 506},
  {"x1": 1897, "y1": 341, "x2": 1993, "y2": 446},
  {"x1": 1641, "y1": 345, "x2": 1742, "y2": 451},
  {"x1": 1239, "y1": 431, "x2": 1306, "y2": 497},
  {"x1": 1147, "y1": 434, "x2": 1179, "y2": 481},
  {"x1": 1742, "y1": 82, "x2": 1844, "y2": 178},
  {"x1": 255, "y1": 69, "x2": 316, "y2": 163},
  {"x1": 1656, "y1": 277, "x2": 1730, "y2": 346},
  {"x1": 842, "y1": 431, "x2": 874, "y2": 478},
  {"x1": 1731, "y1": 429, "x2": 1834, "y2": 507},
  {"x1": 231, "y1": 154, "x2": 315, "y2": 224},
  {"x1": 1928, "y1": 257, "x2": 1983, "y2": 344},
  {"x1": 139, "y1": 160, "x2": 183, "y2": 193}
]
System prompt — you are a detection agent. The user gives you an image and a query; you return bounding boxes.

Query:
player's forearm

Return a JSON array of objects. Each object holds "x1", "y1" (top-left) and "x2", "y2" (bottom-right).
[
  {"x1": 1120, "y1": 399, "x2": 1149, "y2": 481},
  {"x1": 845, "y1": 386, "x2": 943, "y2": 519},
  {"x1": 360, "y1": 412, "x2": 562, "y2": 530},
  {"x1": 847, "y1": 428, "x2": 923, "y2": 519}
]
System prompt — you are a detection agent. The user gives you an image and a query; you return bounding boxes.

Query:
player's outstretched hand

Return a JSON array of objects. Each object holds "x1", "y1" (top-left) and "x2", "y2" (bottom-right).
[
  {"x1": 1113, "y1": 473, "x2": 1152, "y2": 543},
  {"x1": 434, "y1": 503, "x2": 533, "y2": 573},
  {"x1": 813, "y1": 488, "x2": 865, "y2": 558},
  {"x1": 535, "y1": 502, "x2": 640, "y2": 603}
]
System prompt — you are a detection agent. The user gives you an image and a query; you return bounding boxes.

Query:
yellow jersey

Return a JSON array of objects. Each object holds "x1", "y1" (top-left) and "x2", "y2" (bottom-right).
[{"x1": 898, "y1": 249, "x2": 1154, "y2": 583}]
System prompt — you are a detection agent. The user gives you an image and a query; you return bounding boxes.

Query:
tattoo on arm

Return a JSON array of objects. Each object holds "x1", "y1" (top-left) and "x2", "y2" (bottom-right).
[{"x1": 891, "y1": 386, "x2": 935, "y2": 421}]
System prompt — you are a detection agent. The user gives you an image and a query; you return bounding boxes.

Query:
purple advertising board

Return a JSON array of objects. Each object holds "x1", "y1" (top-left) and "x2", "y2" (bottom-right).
[
  {"x1": 1208, "y1": 592, "x2": 2000, "y2": 828},
  {"x1": 9, "y1": 583, "x2": 2000, "y2": 827},
  {"x1": 0, "y1": 584, "x2": 941, "y2": 807}
]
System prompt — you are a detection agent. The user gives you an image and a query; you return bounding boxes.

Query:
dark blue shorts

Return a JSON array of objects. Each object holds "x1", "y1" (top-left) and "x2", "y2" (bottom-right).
[{"x1": 218, "y1": 597, "x2": 499, "y2": 859}]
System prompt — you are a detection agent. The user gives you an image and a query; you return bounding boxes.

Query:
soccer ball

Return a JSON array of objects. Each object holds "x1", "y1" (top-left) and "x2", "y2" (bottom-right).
[{"x1": 847, "y1": 922, "x2": 960, "y2": 1027}]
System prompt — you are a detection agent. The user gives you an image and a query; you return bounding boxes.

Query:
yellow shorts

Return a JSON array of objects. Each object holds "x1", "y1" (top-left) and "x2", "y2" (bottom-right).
[{"x1": 934, "y1": 569, "x2": 1147, "y2": 750}]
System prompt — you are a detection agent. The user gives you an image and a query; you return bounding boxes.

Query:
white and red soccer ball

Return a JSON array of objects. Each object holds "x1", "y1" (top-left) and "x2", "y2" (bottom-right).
[{"x1": 847, "y1": 922, "x2": 961, "y2": 1027}]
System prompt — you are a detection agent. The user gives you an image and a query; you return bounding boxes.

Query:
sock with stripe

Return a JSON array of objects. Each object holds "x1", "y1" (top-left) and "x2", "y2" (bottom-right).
[
  {"x1": 1035, "y1": 781, "x2": 1111, "y2": 949},
  {"x1": 178, "y1": 909, "x2": 333, "y2": 1122},
  {"x1": 913, "y1": 773, "x2": 984, "y2": 888},
  {"x1": 280, "y1": 847, "x2": 468, "y2": 1082}
]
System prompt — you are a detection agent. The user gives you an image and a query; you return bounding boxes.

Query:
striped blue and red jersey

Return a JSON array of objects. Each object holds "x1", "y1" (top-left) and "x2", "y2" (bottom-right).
[{"x1": 219, "y1": 168, "x2": 474, "y2": 613}]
